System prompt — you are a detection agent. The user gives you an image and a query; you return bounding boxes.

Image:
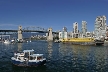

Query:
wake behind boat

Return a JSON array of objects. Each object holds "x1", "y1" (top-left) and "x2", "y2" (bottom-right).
[{"x1": 11, "y1": 49, "x2": 46, "y2": 67}]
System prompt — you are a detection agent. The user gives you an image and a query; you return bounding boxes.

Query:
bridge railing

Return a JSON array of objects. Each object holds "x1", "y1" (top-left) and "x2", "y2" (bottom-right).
[{"x1": 23, "y1": 26, "x2": 47, "y2": 31}]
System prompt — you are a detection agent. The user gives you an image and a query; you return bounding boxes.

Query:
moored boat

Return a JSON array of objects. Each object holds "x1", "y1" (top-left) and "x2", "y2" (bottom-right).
[
  {"x1": 11, "y1": 49, "x2": 46, "y2": 67},
  {"x1": 94, "y1": 37, "x2": 104, "y2": 46},
  {"x1": 54, "y1": 39, "x2": 61, "y2": 43},
  {"x1": 4, "y1": 40, "x2": 10, "y2": 44},
  {"x1": 60, "y1": 38, "x2": 95, "y2": 45}
]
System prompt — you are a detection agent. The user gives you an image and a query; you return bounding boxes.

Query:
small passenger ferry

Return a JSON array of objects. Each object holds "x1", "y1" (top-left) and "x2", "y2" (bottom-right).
[{"x1": 11, "y1": 49, "x2": 46, "y2": 67}]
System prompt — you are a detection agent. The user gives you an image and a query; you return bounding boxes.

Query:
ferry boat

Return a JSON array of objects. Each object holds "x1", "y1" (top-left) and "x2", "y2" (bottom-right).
[
  {"x1": 11, "y1": 49, "x2": 46, "y2": 67},
  {"x1": 60, "y1": 38, "x2": 95, "y2": 45}
]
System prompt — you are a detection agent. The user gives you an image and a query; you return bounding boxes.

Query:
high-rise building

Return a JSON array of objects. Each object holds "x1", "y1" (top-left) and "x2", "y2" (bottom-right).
[
  {"x1": 81, "y1": 21, "x2": 87, "y2": 37},
  {"x1": 95, "y1": 15, "x2": 107, "y2": 37},
  {"x1": 73, "y1": 22, "x2": 78, "y2": 33},
  {"x1": 73, "y1": 22, "x2": 79, "y2": 38}
]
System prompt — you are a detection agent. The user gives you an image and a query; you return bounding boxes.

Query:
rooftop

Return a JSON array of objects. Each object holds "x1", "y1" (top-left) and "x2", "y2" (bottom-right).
[{"x1": 23, "y1": 49, "x2": 34, "y2": 52}]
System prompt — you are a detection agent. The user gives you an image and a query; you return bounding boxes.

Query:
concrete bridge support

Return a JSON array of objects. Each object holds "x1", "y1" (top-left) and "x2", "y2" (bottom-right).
[
  {"x1": 18, "y1": 26, "x2": 22, "y2": 40},
  {"x1": 47, "y1": 28, "x2": 53, "y2": 41}
]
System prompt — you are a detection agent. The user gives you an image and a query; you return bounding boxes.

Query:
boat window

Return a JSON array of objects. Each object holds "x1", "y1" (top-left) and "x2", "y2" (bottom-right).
[
  {"x1": 30, "y1": 56, "x2": 36, "y2": 60},
  {"x1": 24, "y1": 52, "x2": 29, "y2": 58},
  {"x1": 30, "y1": 52, "x2": 34, "y2": 55},
  {"x1": 37, "y1": 56, "x2": 42, "y2": 60},
  {"x1": 30, "y1": 56, "x2": 33, "y2": 60},
  {"x1": 20, "y1": 53, "x2": 24, "y2": 55},
  {"x1": 33, "y1": 57, "x2": 36, "y2": 60},
  {"x1": 18, "y1": 58, "x2": 21, "y2": 60}
]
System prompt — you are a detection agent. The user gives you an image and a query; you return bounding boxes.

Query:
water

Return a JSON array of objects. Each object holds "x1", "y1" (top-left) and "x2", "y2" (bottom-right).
[{"x1": 0, "y1": 41, "x2": 108, "y2": 72}]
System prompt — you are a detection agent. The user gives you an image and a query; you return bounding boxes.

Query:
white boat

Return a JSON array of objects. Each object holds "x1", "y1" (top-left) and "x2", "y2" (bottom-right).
[
  {"x1": 54, "y1": 39, "x2": 61, "y2": 43},
  {"x1": 11, "y1": 49, "x2": 46, "y2": 67},
  {"x1": 30, "y1": 40, "x2": 31, "y2": 42},
  {"x1": 4, "y1": 40, "x2": 10, "y2": 44}
]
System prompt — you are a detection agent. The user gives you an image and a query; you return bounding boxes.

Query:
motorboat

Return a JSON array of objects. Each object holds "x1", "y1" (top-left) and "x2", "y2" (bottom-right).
[
  {"x1": 4, "y1": 40, "x2": 10, "y2": 44},
  {"x1": 11, "y1": 49, "x2": 46, "y2": 67}
]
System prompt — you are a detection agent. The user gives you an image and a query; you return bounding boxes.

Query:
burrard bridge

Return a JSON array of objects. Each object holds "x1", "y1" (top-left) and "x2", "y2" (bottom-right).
[{"x1": 0, "y1": 26, "x2": 59, "y2": 41}]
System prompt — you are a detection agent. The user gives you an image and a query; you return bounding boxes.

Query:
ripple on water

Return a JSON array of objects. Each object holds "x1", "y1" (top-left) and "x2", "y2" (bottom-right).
[{"x1": 0, "y1": 41, "x2": 108, "y2": 72}]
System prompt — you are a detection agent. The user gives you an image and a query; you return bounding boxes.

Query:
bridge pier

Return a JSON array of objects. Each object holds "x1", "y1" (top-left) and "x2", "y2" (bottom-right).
[
  {"x1": 47, "y1": 28, "x2": 53, "y2": 41},
  {"x1": 18, "y1": 26, "x2": 23, "y2": 40}
]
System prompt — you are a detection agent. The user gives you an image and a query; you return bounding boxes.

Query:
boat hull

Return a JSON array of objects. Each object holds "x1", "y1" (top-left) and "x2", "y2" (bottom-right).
[
  {"x1": 71, "y1": 42, "x2": 95, "y2": 45},
  {"x1": 61, "y1": 38, "x2": 95, "y2": 45},
  {"x1": 11, "y1": 58, "x2": 46, "y2": 67},
  {"x1": 28, "y1": 60, "x2": 46, "y2": 66}
]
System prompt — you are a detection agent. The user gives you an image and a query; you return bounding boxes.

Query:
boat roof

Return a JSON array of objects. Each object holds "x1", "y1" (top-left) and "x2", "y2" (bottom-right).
[
  {"x1": 14, "y1": 53, "x2": 21, "y2": 55},
  {"x1": 23, "y1": 49, "x2": 34, "y2": 52},
  {"x1": 29, "y1": 54, "x2": 43, "y2": 57}
]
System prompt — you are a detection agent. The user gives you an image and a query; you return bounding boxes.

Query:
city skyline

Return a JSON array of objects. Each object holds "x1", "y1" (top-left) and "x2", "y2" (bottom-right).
[{"x1": 0, "y1": 0, "x2": 108, "y2": 32}]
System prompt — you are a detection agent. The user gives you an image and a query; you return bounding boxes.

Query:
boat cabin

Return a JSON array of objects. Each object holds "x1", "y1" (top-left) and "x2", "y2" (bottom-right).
[
  {"x1": 14, "y1": 49, "x2": 34, "y2": 60},
  {"x1": 29, "y1": 54, "x2": 43, "y2": 61},
  {"x1": 14, "y1": 53, "x2": 24, "y2": 60},
  {"x1": 11, "y1": 49, "x2": 46, "y2": 67},
  {"x1": 23, "y1": 49, "x2": 34, "y2": 58}
]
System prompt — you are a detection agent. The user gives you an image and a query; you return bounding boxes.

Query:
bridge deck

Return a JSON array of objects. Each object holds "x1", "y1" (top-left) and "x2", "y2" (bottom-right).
[{"x1": 0, "y1": 30, "x2": 58, "y2": 33}]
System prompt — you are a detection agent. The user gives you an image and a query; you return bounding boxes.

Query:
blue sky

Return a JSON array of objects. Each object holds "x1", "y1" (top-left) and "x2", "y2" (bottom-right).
[{"x1": 0, "y1": 0, "x2": 108, "y2": 32}]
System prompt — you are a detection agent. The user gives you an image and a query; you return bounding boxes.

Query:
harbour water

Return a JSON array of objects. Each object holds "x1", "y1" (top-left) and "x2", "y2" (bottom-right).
[{"x1": 0, "y1": 41, "x2": 108, "y2": 72}]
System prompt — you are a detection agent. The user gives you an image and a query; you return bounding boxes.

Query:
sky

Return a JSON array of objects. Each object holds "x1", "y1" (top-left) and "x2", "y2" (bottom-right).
[{"x1": 0, "y1": 0, "x2": 108, "y2": 32}]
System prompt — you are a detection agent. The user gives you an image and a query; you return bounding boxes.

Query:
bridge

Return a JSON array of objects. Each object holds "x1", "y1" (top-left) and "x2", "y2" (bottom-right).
[{"x1": 0, "y1": 26, "x2": 59, "y2": 41}]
